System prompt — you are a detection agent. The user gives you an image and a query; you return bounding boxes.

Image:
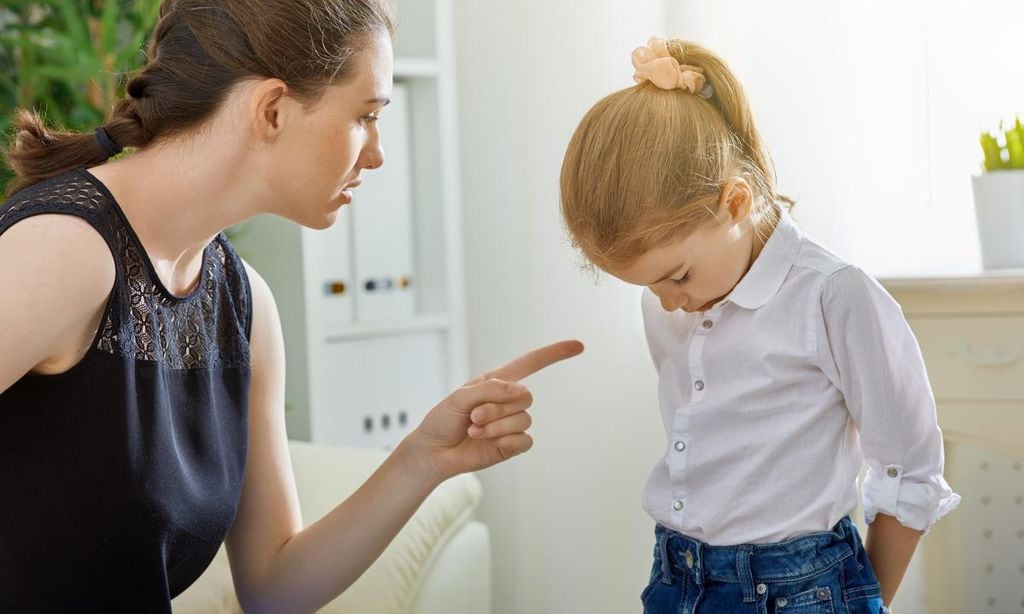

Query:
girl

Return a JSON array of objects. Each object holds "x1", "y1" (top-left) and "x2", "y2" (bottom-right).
[
  {"x1": 0, "y1": 0, "x2": 582, "y2": 610},
  {"x1": 560, "y1": 36, "x2": 958, "y2": 613}
]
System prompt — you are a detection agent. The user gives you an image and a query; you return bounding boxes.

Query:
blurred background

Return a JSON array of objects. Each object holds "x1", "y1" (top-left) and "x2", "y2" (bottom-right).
[{"x1": 2, "y1": 1, "x2": 1022, "y2": 613}]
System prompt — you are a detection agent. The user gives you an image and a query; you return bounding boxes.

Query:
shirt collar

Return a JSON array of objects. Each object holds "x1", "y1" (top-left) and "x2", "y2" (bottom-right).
[{"x1": 724, "y1": 206, "x2": 802, "y2": 311}]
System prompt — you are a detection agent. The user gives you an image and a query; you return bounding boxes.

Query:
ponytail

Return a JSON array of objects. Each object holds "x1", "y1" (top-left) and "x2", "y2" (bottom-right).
[
  {"x1": 4, "y1": 101, "x2": 151, "y2": 197},
  {"x1": 665, "y1": 39, "x2": 792, "y2": 209}
]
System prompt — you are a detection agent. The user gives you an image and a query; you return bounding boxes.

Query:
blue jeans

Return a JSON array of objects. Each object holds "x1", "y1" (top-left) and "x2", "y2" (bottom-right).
[{"x1": 641, "y1": 517, "x2": 888, "y2": 613}]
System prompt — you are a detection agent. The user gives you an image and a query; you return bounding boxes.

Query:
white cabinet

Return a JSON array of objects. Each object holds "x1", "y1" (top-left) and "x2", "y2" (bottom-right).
[
  {"x1": 314, "y1": 332, "x2": 447, "y2": 449},
  {"x1": 231, "y1": 0, "x2": 467, "y2": 448},
  {"x1": 881, "y1": 271, "x2": 1024, "y2": 614},
  {"x1": 350, "y1": 83, "x2": 416, "y2": 325}
]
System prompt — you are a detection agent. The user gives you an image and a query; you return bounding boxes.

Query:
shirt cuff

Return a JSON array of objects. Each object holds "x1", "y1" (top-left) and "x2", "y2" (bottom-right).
[{"x1": 862, "y1": 464, "x2": 961, "y2": 533}]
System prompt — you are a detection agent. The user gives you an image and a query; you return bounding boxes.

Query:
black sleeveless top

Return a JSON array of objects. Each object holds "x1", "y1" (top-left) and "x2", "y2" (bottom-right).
[{"x1": 0, "y1": 168, "x2": 252, "y2": 611}]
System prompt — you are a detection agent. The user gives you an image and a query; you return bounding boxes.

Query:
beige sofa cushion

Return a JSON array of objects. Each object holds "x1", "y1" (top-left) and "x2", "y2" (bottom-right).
[{"x1": 173, "y1": 441, "x2": 483, "y2": 613}]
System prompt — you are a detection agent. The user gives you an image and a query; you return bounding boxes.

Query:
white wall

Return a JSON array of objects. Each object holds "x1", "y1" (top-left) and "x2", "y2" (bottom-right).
[{"x1": 453, "y1": 2, "x2": 667, "y2": 613}]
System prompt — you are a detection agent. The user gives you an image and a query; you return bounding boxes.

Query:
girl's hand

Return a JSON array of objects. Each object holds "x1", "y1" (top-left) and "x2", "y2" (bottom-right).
[{"x1": 405, "y1": 339, "x2": 584, "y2": 482}]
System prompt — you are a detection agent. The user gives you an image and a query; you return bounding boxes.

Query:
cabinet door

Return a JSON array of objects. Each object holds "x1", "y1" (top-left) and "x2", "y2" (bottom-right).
[
  {"x1": 306, "y1": 219, "x2": 356, "y2": 333},
  {"x1": 906, "y1": 316, "x2": 1024, "y2": 402},
  {"x1": 313, "y1": 331, "x2": 447, "y2": 448}
]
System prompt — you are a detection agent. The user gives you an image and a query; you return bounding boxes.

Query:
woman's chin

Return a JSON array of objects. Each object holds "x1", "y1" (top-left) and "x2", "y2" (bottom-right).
[{"x1": 283, "y1": 206, "x2": 340, "y2": 231}]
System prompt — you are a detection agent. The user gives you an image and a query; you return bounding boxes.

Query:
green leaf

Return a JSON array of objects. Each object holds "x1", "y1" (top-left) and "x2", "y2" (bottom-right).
[
  {"x1": 101, "y1": 0, "x2": 119, "y2": 53},
  {"x1": 48, "y1": 0, "x2": 90, "y2": 53},
  {"x1": 0, "y1": 0, "x2": 164, "y2": 197}
]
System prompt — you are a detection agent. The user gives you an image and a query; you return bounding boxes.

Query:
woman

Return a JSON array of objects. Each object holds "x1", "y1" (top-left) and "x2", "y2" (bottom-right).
[{"x1": 0, "y1": 0, "x2": 582, "y2": 610}]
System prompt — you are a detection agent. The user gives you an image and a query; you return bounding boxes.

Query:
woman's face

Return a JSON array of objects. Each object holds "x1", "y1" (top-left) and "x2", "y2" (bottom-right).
[{"x1": 261, "y1": 30, "x2": 393, "y2": 229}]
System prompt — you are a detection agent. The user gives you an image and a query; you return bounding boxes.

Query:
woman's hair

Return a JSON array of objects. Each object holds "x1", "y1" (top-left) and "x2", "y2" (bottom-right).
[
  {"x1": 4, "y1": 0, "x2": 395, "y2": 196},
  {"x1": 560, "y1": 38, "x2": 791, "y2": 273}
]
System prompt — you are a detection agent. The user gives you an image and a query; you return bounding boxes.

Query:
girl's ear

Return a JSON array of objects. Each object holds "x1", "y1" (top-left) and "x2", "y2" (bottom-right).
[{"x1": 716, "y1": 176, "x2": 754, "y2": 225}]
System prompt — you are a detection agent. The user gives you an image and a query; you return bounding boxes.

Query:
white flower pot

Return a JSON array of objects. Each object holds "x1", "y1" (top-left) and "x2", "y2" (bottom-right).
[{"x1": 971, "y1": 170, "x2": 1024, "y2": 269}]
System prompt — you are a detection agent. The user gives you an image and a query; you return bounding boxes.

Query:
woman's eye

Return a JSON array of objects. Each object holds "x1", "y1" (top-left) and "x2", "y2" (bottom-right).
[
  {"x1": 361, "y1": 113, "x2": 380, "y2": 124},
  {"x1": 672, "y1": 272, "x2": 690, "y2": 284}
]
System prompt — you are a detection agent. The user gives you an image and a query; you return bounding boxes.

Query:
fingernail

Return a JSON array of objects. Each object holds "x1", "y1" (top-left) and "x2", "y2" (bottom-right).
[
  {"x1": 508, "y1": 383, "x2": 527, "y2": 395},
  {"x1": 471, "y1": 409, "x2": 483, "y2": 423},
  {"x1": 468, "y1": 425, "x2": 482, "y2": 437}
]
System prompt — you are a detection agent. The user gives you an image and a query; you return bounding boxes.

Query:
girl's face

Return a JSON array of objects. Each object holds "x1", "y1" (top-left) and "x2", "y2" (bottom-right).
[
  {"x1": 260, "y1": 31, "x2": 393, "y2": 229},
  {"x1": 609, "y1": 184, "x2": 760, "y2": 313}
]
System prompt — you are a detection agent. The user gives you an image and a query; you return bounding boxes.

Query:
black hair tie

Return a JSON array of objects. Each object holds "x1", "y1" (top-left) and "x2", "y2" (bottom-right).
[{"x1": 94, "y1": 126, "x2": 123, "y2": 158}]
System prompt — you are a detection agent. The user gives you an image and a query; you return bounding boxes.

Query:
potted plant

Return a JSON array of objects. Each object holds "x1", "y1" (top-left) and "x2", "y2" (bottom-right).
[
  {"x1": 0, "y1": 0, "x2": 162, "y2": 195},
  {"x1": 973, "y1": 117, "x2": 1024, "y2": 269}
]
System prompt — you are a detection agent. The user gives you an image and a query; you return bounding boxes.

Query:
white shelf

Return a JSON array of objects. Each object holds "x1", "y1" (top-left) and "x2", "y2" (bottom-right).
[
  {"x1": 394, "y1": 57, "x2": 439, "y2": 78},
  {"x1": 324, "y1": 314, "x2": 449, "y2": 342}
]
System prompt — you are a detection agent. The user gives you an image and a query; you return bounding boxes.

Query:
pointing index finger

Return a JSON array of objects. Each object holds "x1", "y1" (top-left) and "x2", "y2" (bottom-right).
[{"x1": 482, "y1": 340, "x2": 584, "y2": 383}]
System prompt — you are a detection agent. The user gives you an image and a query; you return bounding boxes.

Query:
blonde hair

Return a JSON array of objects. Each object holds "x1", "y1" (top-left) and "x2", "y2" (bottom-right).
[{"x1": 560, "y1": 39, "x2": 791, "y2": 272}]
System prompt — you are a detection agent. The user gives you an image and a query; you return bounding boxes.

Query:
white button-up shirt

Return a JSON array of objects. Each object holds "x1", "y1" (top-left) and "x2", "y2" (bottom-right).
[{"x1": 641, "y1": 208, "x2": 960, "y2": 545}]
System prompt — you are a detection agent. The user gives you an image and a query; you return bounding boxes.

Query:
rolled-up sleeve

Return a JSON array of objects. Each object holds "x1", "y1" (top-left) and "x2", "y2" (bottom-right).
[{"x1": 819, "y1": 266, "x2": 960, "y2": 532}]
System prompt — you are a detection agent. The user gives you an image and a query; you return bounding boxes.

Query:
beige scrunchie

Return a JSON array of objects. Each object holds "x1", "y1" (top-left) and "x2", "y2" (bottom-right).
[{"x1": 631, "y1": 36, "x2": 714, "y2": 99}]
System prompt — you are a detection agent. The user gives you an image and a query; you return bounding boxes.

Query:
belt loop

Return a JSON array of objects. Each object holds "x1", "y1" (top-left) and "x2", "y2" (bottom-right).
[
  {"x1": 691, "y1": 541, "x2": 703, "y2": 585},
  {"x1": 658, "y1": 530, "x2": 673, "y2": 584},
  {"x1": 737, "y1": 545, "x2": 756, "y2": 603},
  {"x1": 845, "y1": 517, "x2": 865, "y2": 559},
  {"x1": 846, "y1": 517, "x2": 860, "y2": 547}
]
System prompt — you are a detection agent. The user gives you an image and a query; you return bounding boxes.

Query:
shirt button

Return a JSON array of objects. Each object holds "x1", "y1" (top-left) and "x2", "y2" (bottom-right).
[
  {"x1": 675, "y1": 441, "x2": 686, "y2": 452},
  {"x1": 673, "y1": 500, "x2": 684, "y2": 511},
  {"x1": 887, "y1": 467, "x2": 899, "y2": 478},
  {"x1": 702, "y1": 319, "x2": 713, "y2": 329},
  {"x1": 694, "y1": 380, "x2": 705, "y2": 391},
  {"x1": 756, "y1": 583, "x2": 767, "y2": 595},
  {"x1": 776, "y1": 597, "x2": 788, "y2": 607}
]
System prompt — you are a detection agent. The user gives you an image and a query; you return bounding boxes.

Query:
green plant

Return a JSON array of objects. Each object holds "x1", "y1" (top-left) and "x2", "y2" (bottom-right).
[
  {"x1": 0, "y1": 0, "x2": 161, "y2": 194},
  {"x1": 979, "y1": 116, "x2": 1024, "y2": 172}
]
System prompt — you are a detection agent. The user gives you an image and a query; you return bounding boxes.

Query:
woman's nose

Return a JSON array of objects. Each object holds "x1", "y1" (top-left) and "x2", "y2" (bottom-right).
[
  {"x1": 360, "y1": 130, "x2": 385, "y2": 170},
  {"x1": 362, "y1": 142, "x2": 384, "y2": 170}
]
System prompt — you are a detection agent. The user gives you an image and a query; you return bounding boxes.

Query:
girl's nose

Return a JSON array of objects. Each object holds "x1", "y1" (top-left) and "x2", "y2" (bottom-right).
[{"x1": 657, "y1": 290, "x2": 686, "y2": 312}]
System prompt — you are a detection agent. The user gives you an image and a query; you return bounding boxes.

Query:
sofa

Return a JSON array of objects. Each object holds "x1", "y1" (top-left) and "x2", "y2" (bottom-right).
[{"x1": 172, "y1": 440, "x2": 492, "y2": 613}]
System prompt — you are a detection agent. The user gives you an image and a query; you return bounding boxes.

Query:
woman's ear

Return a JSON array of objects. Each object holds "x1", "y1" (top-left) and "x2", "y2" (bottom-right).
[
  {"x1": 247, "y1": 78, "x2": 291, "y2": 144},
  {"x1": 716, "y1": 177, "x2": 753, "y2": 225}
]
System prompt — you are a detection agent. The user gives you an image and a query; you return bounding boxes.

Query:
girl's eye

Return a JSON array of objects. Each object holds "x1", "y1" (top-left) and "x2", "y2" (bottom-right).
[
  {"x1": 361, "y1": 114, "x2": 380, "y2": 124},
  {"x1": 672, "y1": 272, "x2": 690, "y2": 284}
]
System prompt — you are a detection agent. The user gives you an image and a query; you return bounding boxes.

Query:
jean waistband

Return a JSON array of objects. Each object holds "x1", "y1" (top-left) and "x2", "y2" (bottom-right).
[{"x1": 654, "y1": 517, "x2": 860, "y2": 590}]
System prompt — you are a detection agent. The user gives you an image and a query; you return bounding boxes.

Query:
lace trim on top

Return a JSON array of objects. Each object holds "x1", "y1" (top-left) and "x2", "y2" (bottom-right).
[{"x1": 0, "y1": 169, "x2": 251, "y2": 370}]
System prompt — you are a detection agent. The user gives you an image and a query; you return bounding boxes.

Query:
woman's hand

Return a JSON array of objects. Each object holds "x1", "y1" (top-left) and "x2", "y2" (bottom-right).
[{"x1": 405, "y1": 339, "x2": 584, "y2": 482}]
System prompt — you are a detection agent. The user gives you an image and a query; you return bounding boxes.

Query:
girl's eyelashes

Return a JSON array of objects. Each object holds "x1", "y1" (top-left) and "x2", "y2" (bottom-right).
[
  {"x1": 672, "y1": 271, "x2": 691, "y2": 284},
  {"x1": 360, "y1": 113, "x2": 380, "y2": 124}
]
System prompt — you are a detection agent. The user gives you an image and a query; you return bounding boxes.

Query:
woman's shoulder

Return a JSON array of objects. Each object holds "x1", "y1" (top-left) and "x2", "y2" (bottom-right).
[
  {"x1": 0, "y1": 169, "x2": 119, "y2": 289},
  {"x1": 1, "y1": 168, "x2": 119, "y2": 239},
  {"x1": 0, "y1": 211, "x2": 116, "y2": 391},
  {"x1": 0, "y1": 208, "x2": 116, "y2": 306}
]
